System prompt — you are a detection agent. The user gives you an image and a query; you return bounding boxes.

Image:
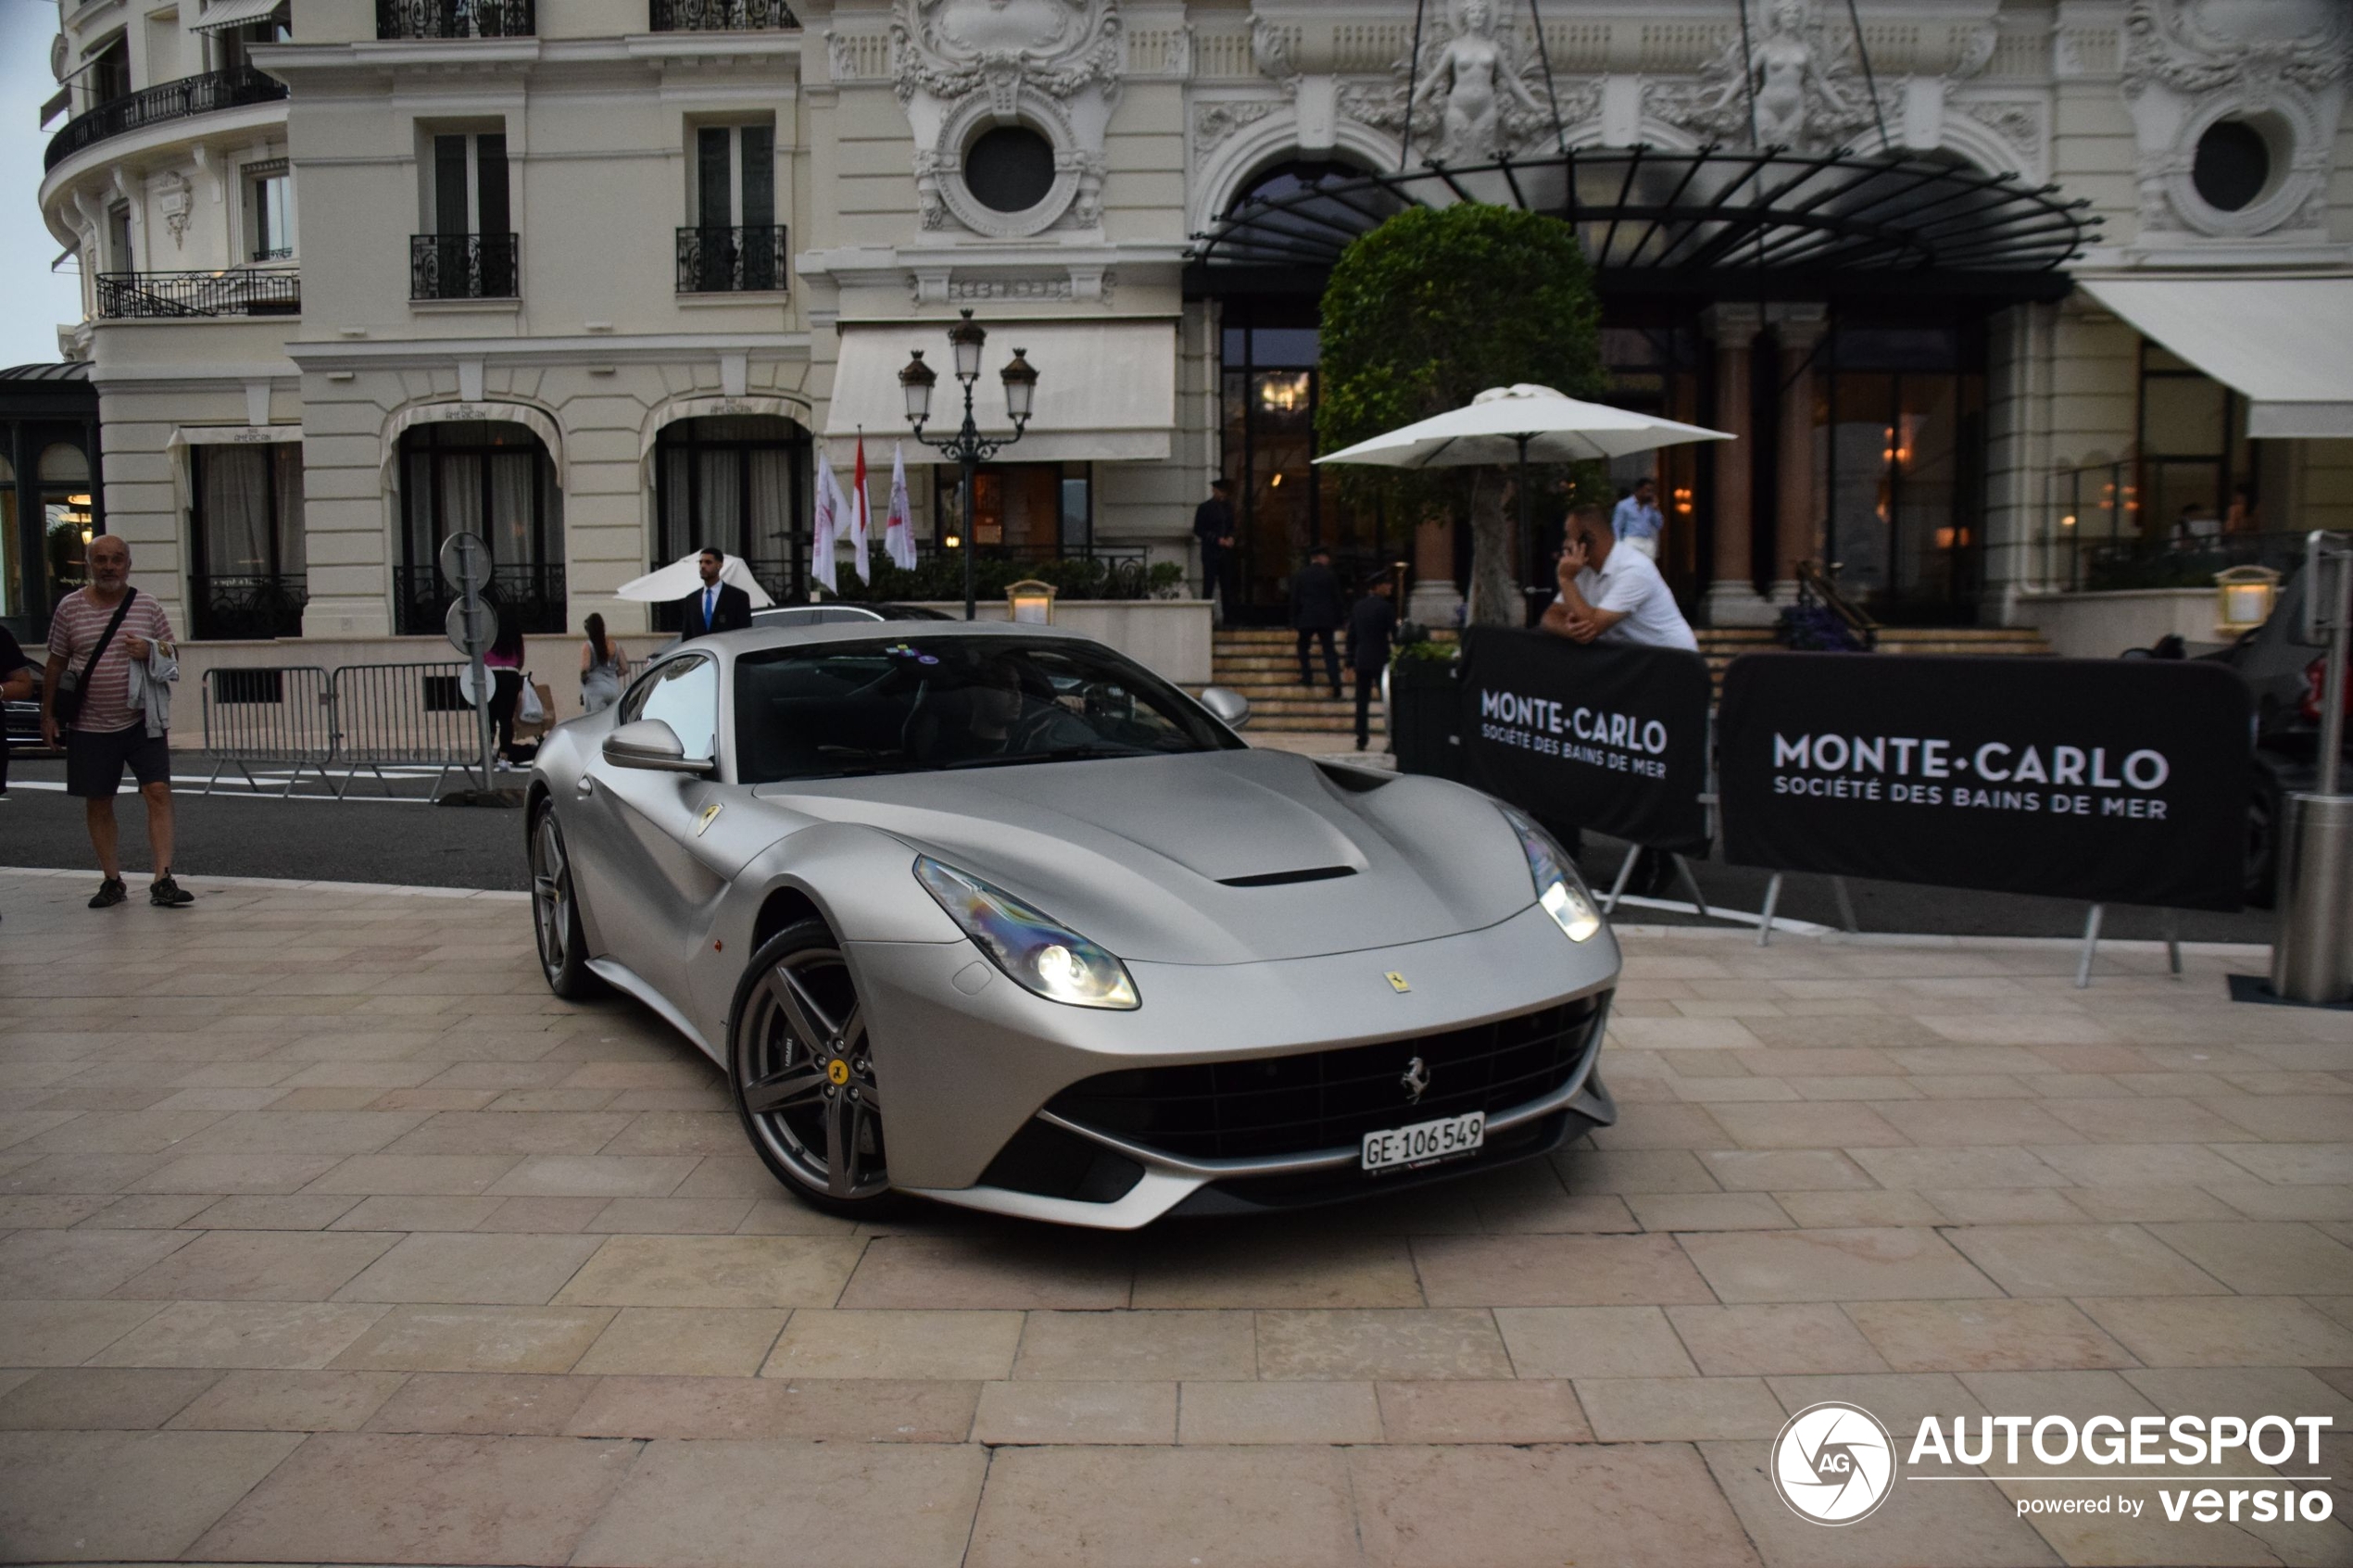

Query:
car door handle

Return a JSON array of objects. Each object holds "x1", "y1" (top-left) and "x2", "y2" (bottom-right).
[{"x1": 576, "y1": 775, "x2": 595, "y2": 795}]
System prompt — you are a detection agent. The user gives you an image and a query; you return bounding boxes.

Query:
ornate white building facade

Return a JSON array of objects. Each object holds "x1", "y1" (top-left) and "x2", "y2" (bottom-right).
[{"x1": 17, "y1": 0, "x2": 2353, "y2": 664}]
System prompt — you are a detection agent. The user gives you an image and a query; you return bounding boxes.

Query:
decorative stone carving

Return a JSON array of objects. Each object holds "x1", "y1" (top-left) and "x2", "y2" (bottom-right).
[
  {"x1": 152, "y1": 171, "x2": 194, "y2": 250},
  {"x1": 1191, "y1": 97, "x2": 1280, "y2": 158},
  {"x1": 1340, "y1": 0, "x2": 1562, "y2": 163},
  {"x1": 1957, "y1": 99, "x2": 2043, "y2": 169},
  {"x1": 1643, "y1": 0, "x2": 1885, "y2": 152},
  {"x1": 2119, "y1": 0, "x2": 2351, "y2": 241},
  {"x1": 890, "y1": 0, "x2": 1124, "y2": 239}
]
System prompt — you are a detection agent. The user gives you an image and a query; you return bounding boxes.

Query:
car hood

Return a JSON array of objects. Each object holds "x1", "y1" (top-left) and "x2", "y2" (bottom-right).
[{"x1": 751, "y1": 748, "x2": 1536, "y2": 964}]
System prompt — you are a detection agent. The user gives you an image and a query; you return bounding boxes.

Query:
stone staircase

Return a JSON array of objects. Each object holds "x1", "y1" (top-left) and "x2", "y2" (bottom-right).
[{"x1": 1210, "y1": 623, "x2": 2053, "y2": 739}]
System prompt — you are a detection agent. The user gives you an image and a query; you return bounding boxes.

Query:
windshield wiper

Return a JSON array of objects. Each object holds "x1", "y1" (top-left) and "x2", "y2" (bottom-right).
[{"x1": 943, "y1": 744, "x2": 1151, "y2": 770}]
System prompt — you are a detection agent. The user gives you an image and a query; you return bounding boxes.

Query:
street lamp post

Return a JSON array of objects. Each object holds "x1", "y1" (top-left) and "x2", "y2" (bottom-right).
[{"x1": 900, "y1": 308, "x2": 1038, "y2": 621}]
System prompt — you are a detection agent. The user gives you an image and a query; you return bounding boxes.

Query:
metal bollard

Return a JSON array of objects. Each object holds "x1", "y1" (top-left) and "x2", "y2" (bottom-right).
[{"x1": 2272, "y1": 793, "x2": 2353, "y2": 1004}]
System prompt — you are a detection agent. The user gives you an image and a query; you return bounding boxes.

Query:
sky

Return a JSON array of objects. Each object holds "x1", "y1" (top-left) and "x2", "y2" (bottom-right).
[{"x1": 1, "y1": 0, "x2": 93, "y2": 368}]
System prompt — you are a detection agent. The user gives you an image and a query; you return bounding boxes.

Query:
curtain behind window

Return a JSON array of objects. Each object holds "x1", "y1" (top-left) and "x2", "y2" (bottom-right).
[
  {"x1": 488, "y1": 451, "x2": 536, "y2": 564},
  {"x1": 274, "y1": 445, "x2": 307, "y2": 575},
  {"x1": 749, "y1": 447, "x2": 792, "y2": 563},
  {"x1": 438, "y1": 452, "x2": 484, "y2": 549},
  {"x1": 698, "y1": 449, "x2": 741, "y2": 557},
  {"x1": 201, "y1": 445, "x2": 272, "y2": 575}
]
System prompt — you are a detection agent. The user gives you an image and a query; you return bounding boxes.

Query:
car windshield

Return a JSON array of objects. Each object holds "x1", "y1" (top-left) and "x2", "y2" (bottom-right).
[{"x1": 732, "y1": 635, "x2": 1240, "y2": 784}]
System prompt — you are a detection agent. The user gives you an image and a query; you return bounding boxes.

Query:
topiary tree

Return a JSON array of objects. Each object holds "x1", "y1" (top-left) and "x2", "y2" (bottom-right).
[{"x1": 1315, "y1": 203, "x2": 1604, "y2": 624}]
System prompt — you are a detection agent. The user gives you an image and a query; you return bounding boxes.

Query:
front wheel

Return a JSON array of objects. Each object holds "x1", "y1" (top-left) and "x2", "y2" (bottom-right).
[
  {"x1": 728, "y1": 918, "x2": 893, "y2": 1216},
  {"x1": 529, "y1": 804, "x2": 604, "y2": 999}
]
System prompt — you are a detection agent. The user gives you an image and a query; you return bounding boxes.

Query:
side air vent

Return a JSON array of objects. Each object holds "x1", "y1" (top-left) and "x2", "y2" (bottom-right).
[{"x1": 1217, "y1": 866, "x2": 1358, "y2": 888}]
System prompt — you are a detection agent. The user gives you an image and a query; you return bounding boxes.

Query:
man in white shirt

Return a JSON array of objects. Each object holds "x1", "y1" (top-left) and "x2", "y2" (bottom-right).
[
  {"x1": 1609, "y1": 477, "x2": 1666, "y2": 562},
  {"x1": 1542, "y1": 504, "x2": 1698, "y2": 651}
]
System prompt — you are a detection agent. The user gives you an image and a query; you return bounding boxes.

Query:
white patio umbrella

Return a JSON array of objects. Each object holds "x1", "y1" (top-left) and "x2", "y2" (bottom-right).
[
  {"x1": 1315, "y1": 384, "x2": 1735, "y2": 596},
  {"x1": 613, "y1": 551, "x2": 776, "y2": 608}
]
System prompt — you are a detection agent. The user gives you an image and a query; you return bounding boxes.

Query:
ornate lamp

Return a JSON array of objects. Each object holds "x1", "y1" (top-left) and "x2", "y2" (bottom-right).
[
  {"x1": 898, "y1": 350, "x2": 937, "y2": 426},
  {"x1": 902, "y1": 311, "x2": 1039, "y2": 621}
]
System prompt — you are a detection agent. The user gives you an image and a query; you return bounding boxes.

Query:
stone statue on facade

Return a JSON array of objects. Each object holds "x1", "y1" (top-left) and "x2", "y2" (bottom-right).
[
  {"x1": 1650, "y1": 0, "x2": 1879, "y2": 152},
  {"x1": 1412, "y1": 0, "x2": 1546, "y2": 162}
]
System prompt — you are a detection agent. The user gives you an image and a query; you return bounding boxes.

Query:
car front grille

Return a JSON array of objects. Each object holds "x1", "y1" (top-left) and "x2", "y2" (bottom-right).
[{"x1": 1045, "y1": 992, "x2": 1608, "y2": 1162}]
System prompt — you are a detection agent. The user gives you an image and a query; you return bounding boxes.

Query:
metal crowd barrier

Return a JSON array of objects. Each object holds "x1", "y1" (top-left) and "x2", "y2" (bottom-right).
[
  {"x1": 198, "y1": 666, "x2": 336, "y2": 797},
  {"x1": 196, "y1": 661, "x2": 497, "y2": 800},
  {"x1": 326, "y1": 661, "x2": 485, "y2": 798}
]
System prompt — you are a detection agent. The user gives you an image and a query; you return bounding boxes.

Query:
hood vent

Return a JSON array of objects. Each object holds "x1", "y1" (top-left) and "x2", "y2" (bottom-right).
[{"x1": 1217, "y1": 866, "x2": 1357, "y2": 888}]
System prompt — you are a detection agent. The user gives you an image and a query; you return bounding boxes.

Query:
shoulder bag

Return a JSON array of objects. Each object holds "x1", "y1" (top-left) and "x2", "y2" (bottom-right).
[{"x1": 50, "y1": 587, "x2": 137, "y2": 729}]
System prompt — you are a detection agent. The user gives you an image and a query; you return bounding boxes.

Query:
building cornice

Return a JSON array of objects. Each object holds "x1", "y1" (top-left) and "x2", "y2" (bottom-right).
[{"x1": 284, "y1": 332, "x2": 815, "y2": 370}]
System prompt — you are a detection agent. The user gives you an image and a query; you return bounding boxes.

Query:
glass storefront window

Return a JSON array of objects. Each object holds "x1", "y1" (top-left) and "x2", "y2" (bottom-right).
[
  {"x1": 0, "y1": 452, "x2": 16, "y2": 618},
  {"x1": 932, "y1": 462, "x2": 1089, "y2": 557},
  {"x1": 655, "y1": 414, "x2": 808, "y2": 604},
  {"x1": 40, "y1": 441, "x2": 91, "y2": 607},
  {"x1": 1817, "y1": 323, "x2": 1985, "y2": 617}
]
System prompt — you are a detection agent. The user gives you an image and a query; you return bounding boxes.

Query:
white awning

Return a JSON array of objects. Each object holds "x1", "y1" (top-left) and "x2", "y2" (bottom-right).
[
  {"x1": 191, "y1": 0, "x2": 286, "y2": 32},
  {"x1": 824, "y1": 320, "x2": 1176, "y2": 464},
  {"x1": 2078, "y1": 275, "x2": 2353, "y2": 440}
]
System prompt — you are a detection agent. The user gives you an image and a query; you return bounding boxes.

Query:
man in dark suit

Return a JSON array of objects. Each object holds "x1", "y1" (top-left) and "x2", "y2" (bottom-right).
[
  {"x1": 1192, "y1": 477, "x2": 1236, "y2": 623},
  {"x1": 1345, "y1": 571, "x2": 1396, "y2": 752},
  {"x1": 1289, "y1": 546, "x2": 1344, "y2": 698},
  {"x1": 677, "y1": 546, "x2": 753, "y2": 639}
]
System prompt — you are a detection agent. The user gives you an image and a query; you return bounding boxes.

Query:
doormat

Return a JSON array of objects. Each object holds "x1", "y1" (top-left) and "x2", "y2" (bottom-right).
[{"x1": 2228, "y1": 973, "x2": 2353, "y2": 1011}]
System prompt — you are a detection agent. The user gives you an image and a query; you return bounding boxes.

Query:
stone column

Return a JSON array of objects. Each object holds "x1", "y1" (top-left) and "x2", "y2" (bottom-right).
[
  {"x1": 1768, "y1": 304, "x2": 1829, "y2": 607},
  {"x1": 1406, "y1": 516, "x2": 1462, "y2": 627},
  {"x1": 1700, "y1": 304, "x2": 1772, "y2": 627}
]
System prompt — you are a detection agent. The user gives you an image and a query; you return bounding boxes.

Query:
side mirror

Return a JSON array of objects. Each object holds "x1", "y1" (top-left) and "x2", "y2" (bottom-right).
[
  {"x1": 1200, "y1": 686, "x2": 1251, "y2": 731},
  {"x1": 603, "y1": 718, "x2": 711, "y2": 775}
]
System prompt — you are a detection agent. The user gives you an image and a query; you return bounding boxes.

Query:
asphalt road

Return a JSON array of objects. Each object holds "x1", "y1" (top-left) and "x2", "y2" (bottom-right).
[{"x1": 0, "y1": 754, "x2": 2274, "y2": 945}]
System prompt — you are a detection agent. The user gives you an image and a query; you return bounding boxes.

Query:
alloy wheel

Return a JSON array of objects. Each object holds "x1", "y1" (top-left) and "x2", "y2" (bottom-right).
[
  {"x1": 531, "y1": 812, "x2": 572, "y2": 981},
  {"x1": 736, "y1": 944, "x2": 887, "y2": 1199}
]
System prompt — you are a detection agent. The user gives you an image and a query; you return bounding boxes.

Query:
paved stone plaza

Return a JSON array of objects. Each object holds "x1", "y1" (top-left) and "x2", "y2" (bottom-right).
[{"x1": 2, "y1": 867, "x2": 2350, "y2": 1567}]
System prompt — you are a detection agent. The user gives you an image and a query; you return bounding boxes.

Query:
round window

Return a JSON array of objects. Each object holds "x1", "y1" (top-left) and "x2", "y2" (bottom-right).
[
  {"x1": 964, "y1": 127, "x2": 1057, "y2": 214},
  {"x1": 2192, "y1": 120, "x2": 2271, "y2": 213}
]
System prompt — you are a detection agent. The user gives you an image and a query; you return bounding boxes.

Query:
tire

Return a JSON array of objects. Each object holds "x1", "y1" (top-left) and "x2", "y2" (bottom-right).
[
  {"x1": 528, "y1": 803, "x2": 604, "y2": 999},
  {"x1": 727, "y1": 918, "x2": 895, "y2": 1217}
]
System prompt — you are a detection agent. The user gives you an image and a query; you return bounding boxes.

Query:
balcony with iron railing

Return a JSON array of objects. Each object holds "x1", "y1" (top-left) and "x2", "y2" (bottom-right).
[
  {"x1": 651, "y1": 0, "x2": 798, "y2": 30},
  {"x1": 44, "y1": 68, "x2": 287, "y2": 174},
  {"x1": 411, "y1": 233, "x2": 519, "y2": 301},
  {"x1": 192, "y1": 574, "x2": 308, "y2": 641},
  {"x1": 676, "y1": 225, "x2": 788, "y2": 294},
  {"x1": 393, "y1": 561, "x2": 566, "y2": 636},
  {"x1": 95, "y1": 269, "x2": 300, "y2": 320},
  {"x1": 377, "y1": 0, "x2": 535, "y2": 38}
]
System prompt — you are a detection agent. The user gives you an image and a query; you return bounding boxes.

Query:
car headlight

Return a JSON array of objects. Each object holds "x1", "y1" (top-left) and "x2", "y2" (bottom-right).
[
  {"x1": 913, "y1": 856, "x2": 1140, "y2": 1010},
  {"x1": 1498, "y1": 804, "x2": 1603, "y2": 943}
]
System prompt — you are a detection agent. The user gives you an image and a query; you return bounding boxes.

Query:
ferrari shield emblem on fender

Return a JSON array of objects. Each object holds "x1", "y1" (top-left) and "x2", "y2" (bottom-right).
[
  {"x1": 1385, "y1": 972, "x2": 1410, "y2": 993},
  {"x1": 695, "y1": 802, "x2": 724, "y2": 837}
]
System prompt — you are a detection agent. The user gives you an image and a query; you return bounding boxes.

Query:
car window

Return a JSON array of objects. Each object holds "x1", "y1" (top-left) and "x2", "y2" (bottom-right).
[
  {"x1": 624, "y1": 655, "x2": 719, "y2": 761},
  {"x1": 731, "y1": 635, "x2": 1240, "y2": 784}
]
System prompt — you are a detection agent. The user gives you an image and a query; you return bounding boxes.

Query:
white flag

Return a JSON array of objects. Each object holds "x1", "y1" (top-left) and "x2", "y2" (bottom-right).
[
  {"x1": 850, "y1": 434, "x2": 873, "y2": 584},
  {"x1": 884, "y1": 443, "x2": 918, "y2": 570},
  {"x1": 811, "y1": 449, "x2": 843, "y2": 594}
]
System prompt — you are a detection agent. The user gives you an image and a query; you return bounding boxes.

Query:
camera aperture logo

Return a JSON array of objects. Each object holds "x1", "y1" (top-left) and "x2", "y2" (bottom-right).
[{"x1": 1773, "y1": 1402, "x2": 1896, "y2": 1525}]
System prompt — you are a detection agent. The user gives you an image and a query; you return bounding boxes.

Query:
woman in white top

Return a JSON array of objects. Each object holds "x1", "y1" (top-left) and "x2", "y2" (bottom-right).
[{"x1": 579, "y1": 613, "x2": 628, "y2": 713}]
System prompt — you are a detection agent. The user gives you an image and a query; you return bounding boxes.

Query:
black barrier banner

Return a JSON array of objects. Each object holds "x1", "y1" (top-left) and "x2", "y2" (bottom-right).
[
  {"x1": 1718, "y1": 654, "x2": 2253, "y2": 911},
  {"x1": 1456, "y1": 627, "x2": 1713, "y2": 853}
]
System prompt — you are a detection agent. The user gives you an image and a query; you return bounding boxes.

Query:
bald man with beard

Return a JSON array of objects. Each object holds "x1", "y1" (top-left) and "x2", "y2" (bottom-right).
[{"x1": 41, "y1": 534, "x2": 194, "y2": 909}]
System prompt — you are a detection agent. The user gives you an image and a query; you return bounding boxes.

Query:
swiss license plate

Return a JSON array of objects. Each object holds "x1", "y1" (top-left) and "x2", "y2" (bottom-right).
[{"x1": 1361, "y1": 1110, "x2": 1486, "y2": 1173}]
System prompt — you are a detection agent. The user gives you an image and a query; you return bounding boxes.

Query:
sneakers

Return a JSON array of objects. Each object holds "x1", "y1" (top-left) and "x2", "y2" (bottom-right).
[
  {"x1": 149, "y1": 874, "x2": 195, "y2": 909},
  {"x1": 89, "y1": 877, "x2": 127, "y2": 909}
]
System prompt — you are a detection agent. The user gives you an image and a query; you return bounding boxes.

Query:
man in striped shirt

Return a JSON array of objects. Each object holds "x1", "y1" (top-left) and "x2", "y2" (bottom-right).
[{"x1": 40, "y1": 534, "x2": 194, "y2": 909}]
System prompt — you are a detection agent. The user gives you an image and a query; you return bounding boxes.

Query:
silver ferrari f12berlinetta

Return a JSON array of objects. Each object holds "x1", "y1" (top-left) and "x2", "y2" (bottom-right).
[{"x1": 526, "y1": 621, "x2": 1619, "y2": 1228}]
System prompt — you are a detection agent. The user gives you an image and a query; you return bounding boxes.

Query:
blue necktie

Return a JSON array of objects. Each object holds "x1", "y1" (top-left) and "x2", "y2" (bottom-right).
[{"x1": 703, "y1": 587, "x2": 715, "y2": 627}]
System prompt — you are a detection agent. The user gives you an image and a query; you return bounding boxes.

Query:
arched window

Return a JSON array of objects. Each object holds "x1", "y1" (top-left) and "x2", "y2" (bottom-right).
[
  {"x1": 654, "y1": 414, "x2": 810, "y2": 613},
  {"x1": 396, "y1": 420, "x2": 563, "y2": 633}
]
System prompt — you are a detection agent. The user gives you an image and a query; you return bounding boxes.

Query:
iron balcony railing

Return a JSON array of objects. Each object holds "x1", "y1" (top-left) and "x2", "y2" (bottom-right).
[
  {"x1": 393, "y1": 561, "x2": 567, "y2": 637},
  {"x1": 376, "y1": 0, "x2": 535, "y2": 38},
  {"x1": 191, "y1": 574, "x2": 308, "y2": 641},
  {"x1": 650, "y1": 0, "x2": 798, "y2": 29},
  {"x1": 44, "y1": 67, "x2": 287, "y2": 173},
  {"x1": 675, "y1": 225, "x2": 788, "y2": 294},
  {"x1": 410, "y1": 232, "x2": 519, "y2": 301},
  {"x1": 95, "y1": 269, "x2": 300, "y2": 320}
]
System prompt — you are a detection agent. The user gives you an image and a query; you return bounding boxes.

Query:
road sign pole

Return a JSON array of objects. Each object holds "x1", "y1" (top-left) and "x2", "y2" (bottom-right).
[{"x1": 438, "y1": 532, "x2": 502, "y2": 794}]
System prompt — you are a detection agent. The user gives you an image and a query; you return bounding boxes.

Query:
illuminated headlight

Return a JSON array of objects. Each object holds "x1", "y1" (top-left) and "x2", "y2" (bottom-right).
[
  {"x1": 1499, "y1": 804, "x2": 1603, "y2": 943},
  {"x1": 914, "y1": 856, "x2": 1140, "y2": 1009}
]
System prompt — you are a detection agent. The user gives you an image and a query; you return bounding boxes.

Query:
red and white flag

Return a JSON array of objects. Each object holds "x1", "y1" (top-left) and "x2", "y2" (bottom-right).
[
  {"x1": 850, "y1": 433, "x2": 873, "y2": 584},
  {"x1": 884, "y1": 443, "x2": 917, "y2": 570}
]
